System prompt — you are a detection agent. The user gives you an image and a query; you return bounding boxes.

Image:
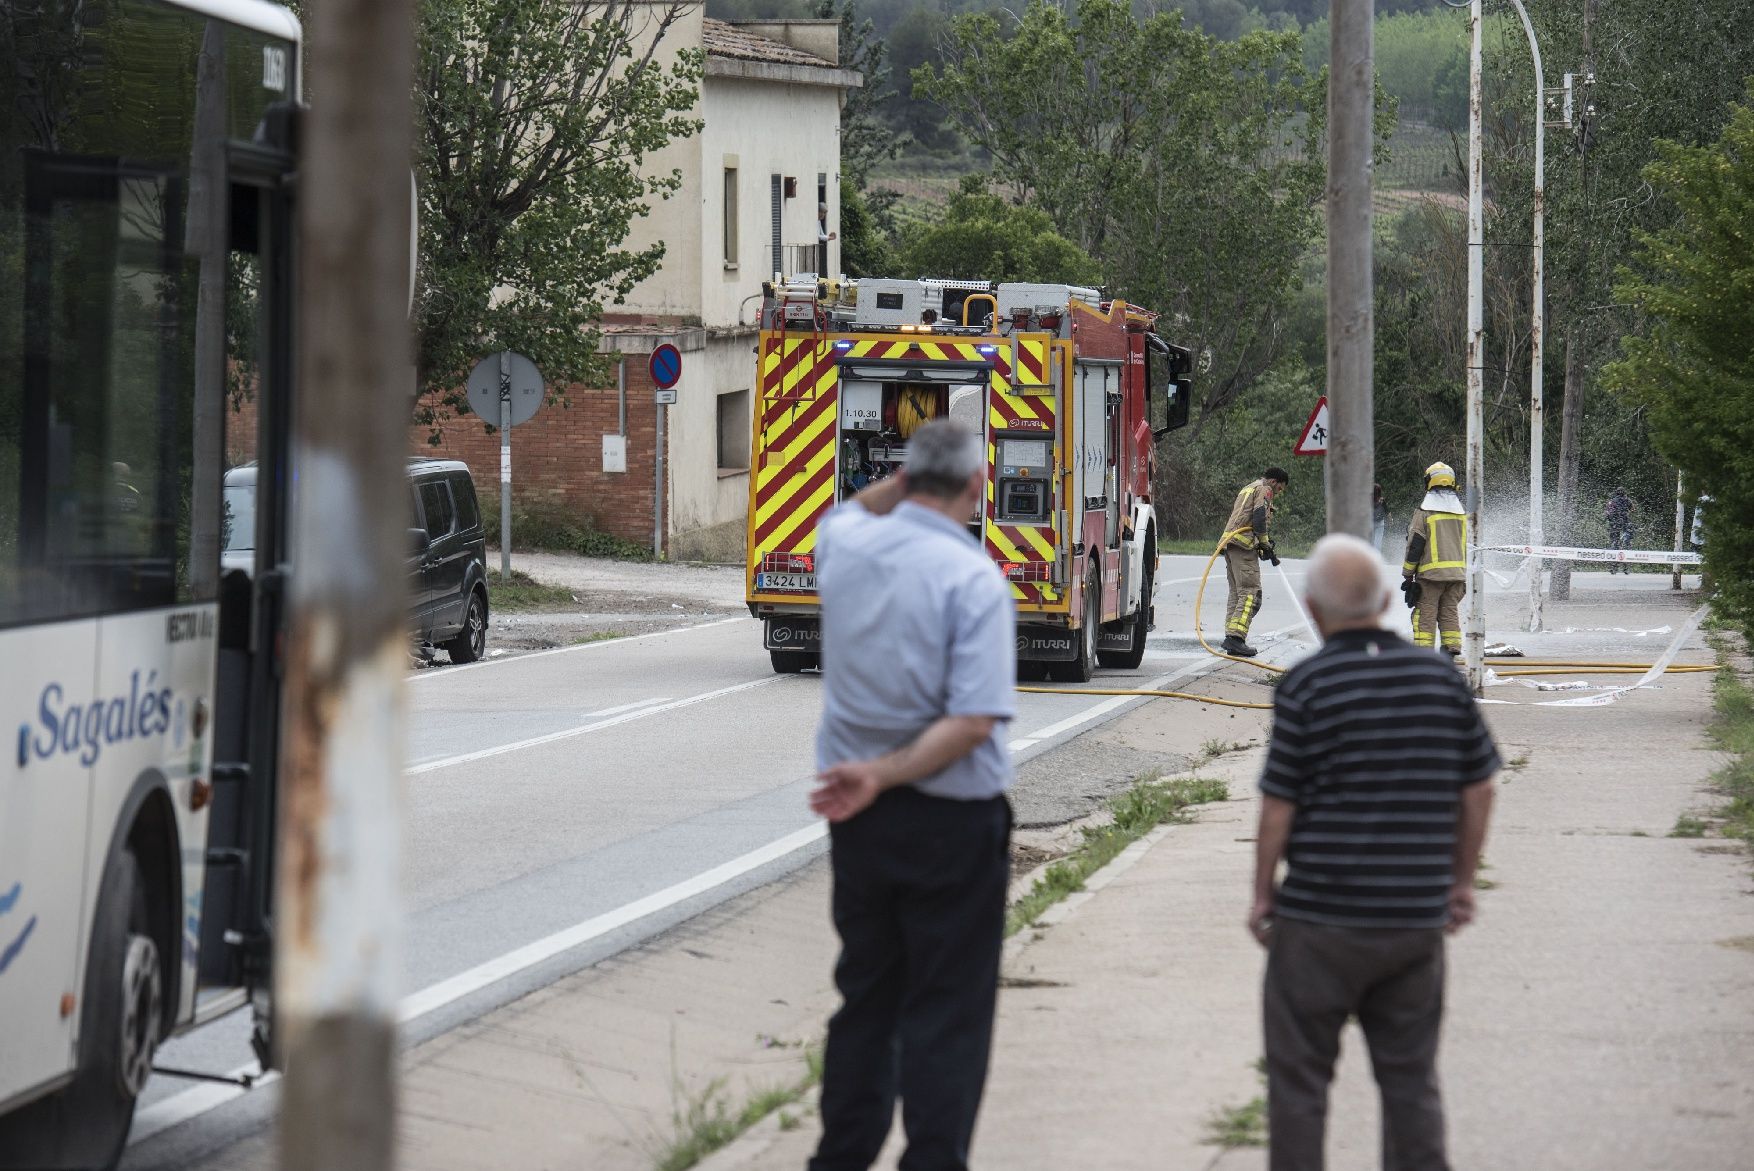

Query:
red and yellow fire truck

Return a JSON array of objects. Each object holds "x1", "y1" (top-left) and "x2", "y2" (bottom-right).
[{"x1": 744, "y1": 276, "x2": 1192, "y2": 680}]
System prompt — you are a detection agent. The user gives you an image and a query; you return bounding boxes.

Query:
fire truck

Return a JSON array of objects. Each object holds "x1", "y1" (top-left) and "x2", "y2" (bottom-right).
[{"x1": 744, "y1": 276, "x2": 1193, "y2": 681}]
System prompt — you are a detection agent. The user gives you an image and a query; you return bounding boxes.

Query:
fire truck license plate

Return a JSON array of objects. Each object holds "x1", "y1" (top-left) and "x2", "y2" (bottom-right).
[{"x1": 758, "y1": 572, "x2": 817, "y2": 592}]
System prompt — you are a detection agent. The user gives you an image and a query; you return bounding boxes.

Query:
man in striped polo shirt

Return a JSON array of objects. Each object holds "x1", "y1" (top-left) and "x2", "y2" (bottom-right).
[{"x1": 1250, "y1": 533, "x2": 1499, "y2": 1171}]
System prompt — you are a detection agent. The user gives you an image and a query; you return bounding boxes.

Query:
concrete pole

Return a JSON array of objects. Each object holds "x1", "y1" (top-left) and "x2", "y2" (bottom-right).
[
  {"x1": 1325, "y1": 0, "x2": 1375, "y2": 539},
  {"x1": 1464, "y1": 0, "x2": 1486, "y2": 691},
  {"x1": 278, "y1": 0, "x2": 415, "y2": 1164},
  {"x1": 1505, "y1": 0, "x2": 1546, "y2": 632}
]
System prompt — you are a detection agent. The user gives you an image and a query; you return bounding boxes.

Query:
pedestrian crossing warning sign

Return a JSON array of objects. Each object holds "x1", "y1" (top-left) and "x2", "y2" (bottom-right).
[{"x1": 1294, "y1": 395, "x2": 1329, "y2": 456}]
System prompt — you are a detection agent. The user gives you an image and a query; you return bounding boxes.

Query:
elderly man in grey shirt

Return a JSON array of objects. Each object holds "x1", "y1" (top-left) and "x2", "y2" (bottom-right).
[{"x1": 807, "y1": 418, "x2": 1016, "y2": 1171}]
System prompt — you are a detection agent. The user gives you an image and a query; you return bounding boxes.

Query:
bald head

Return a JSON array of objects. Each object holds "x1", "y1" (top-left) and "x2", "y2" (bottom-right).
[{"x1": 1305, "y1": 533, "x2": 1392, "y2": 636}]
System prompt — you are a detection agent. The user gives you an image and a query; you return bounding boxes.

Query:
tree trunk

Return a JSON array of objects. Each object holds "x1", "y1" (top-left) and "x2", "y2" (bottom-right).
[{"x1": 1551, "y1": 335, "x2": 1582, "y2": 601}]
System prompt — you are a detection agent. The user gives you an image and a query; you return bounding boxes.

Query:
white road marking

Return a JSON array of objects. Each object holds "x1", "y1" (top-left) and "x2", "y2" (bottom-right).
[
  {"x1": 406, "y1": 677, "x2": 782, "y2": 775},
  {"x1": 409, "y1": 615, "x2": 752, "y2": 682},
  {"x1": 580, "y1": 697, "x2": 673, "y2": 719}
]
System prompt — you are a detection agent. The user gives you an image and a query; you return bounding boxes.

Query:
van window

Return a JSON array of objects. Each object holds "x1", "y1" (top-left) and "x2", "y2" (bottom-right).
[
  {"x1": 449, "y1": 473, "x2": 480, "y2": 530},
  {"x1": 419, "y1": 480, "x2": 455, "y2": 540}
]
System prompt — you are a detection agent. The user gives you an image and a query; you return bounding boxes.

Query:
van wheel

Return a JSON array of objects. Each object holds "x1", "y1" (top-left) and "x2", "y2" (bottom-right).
[
  {"x1": 446, "y1": 589, "x2": 487, "y2": 663},
  {"x1": 770, "y1": 650, "x2": 819, "y2": 674},
  {"x1": 1050, "y1": 572, "x2": 1100, "y2": 684},
  {"x1": 1098, "y1": 557, "x2": 1152, "y2": 671},
  {"x1": 0, "y1": 847, "x2": 160, "y2": 1171}
]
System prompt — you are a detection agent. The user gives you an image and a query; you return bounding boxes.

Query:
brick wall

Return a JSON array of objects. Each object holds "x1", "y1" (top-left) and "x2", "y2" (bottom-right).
[
  {"x1": 410, "y1": 369, "x2": 663, "y2": 549},
  {"x1": 223, "y1": 370, "x2": 667, "y2": 552}
]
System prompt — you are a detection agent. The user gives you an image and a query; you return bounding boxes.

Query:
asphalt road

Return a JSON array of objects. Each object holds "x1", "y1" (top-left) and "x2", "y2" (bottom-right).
[{"x1": 118, "y1": 549, "x2": 1414, "y2": 1166}]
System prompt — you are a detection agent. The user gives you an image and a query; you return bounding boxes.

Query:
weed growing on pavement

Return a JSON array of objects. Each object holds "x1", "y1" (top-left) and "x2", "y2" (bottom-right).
[
  {"x1": 1199, "y1": 737, "x2": 1249, "y2": 761},
  {"x1": 1704, "y1": 639, "x2": 1754, "y2": 851},
  {"x1": 573, "y1": 630, "x2": 626, "y2": 645},
  {"x1": 1504, "y1": 752, "x2": 1531, "y2": 773},
  {"x1": 484, "y1": 568, "x2": 577, "y2": 612},
  {"x1": 1204, "y1": 1094, "x2": 1268, "y2": 1148},
  {"x1": 1671, "y1": 814, "x2": 1709, "y2": 839},
  {"x1": 1005, "y1": 773, "x2": 1228, "y2": 936},
  {"x1": 653, "y1": 1042, "x2": 824, "y2": 1171}
]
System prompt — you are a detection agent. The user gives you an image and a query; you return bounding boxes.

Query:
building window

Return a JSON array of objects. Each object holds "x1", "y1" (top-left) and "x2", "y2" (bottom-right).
[
  {"x1": 717, "y1": 390, "x2": 750, "y2": 472},
  {"x1": 722, "y1": 166, "x2": 738, "y2": 268}
]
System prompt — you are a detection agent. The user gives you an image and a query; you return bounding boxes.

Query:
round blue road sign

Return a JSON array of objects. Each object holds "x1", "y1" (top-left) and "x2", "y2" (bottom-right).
[{"x1": 649, "y1": 343, "x2": 682, "y2": 390}]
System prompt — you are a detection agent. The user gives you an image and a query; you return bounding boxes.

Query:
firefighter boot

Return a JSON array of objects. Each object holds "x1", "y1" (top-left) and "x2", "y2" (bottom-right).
[{"x1": 1222, "y1": 634, "x2": 1259, "y2": 658}]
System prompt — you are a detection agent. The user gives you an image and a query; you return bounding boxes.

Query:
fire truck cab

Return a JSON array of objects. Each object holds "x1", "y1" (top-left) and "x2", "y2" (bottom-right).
[{"x1": 745, "y1": 275, "x2": 1193, "y2": 681}]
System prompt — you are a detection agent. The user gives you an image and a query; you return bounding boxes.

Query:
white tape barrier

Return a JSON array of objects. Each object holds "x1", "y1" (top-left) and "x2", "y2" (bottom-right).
[
  {"x1": 1481, "y1": 543, "x2": 1702, "y2": 566},
  {"x1": 1479, "y1": 603, "x2": 1710, "y2": 708}
]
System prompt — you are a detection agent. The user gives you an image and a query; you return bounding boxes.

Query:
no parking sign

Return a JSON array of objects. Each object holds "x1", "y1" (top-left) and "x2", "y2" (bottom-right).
[{"x1": 650, "y1": 343, "x2": 681, "y2": 404}]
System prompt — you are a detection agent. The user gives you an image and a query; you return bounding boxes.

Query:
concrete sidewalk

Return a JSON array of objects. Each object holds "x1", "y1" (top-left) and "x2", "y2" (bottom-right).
[
  {"x1": 722, "y1": 596, "x2": 1754, "y2": 1169},
  {"x1": 183, "y1": 587, "x2": 1754, "y2": 1171}
]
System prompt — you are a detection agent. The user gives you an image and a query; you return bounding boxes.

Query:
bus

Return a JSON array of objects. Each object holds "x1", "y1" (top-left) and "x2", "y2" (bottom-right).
[{"x1": 0, "y1": 1, "x2": 301, "y2": 1166}]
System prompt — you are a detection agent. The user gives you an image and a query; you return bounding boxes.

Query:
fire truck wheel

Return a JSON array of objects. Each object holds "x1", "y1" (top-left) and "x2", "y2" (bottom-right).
[
  {"x1": 1050, "y1": 572, "x2": 1100, "y2": 684},
  {"x1": 0, "y1": 846, "x2": 157, "y2": 1171},
  {"x1": 1097, "y1": 560, "x2": 1151, "y2": 671}
]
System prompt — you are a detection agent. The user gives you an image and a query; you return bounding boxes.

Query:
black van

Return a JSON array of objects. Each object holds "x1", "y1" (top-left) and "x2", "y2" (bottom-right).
[{"x1": 408, "y1": 458, "x2": 490, "y2": 662}]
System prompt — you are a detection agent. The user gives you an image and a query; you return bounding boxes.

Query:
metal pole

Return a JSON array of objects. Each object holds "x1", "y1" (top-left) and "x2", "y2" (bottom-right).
[
  {"x1": 499, "y1": 350, "x2": 512, "y2": 577},
  {"x1": 617, "y1": 355, "x2": 627, "y2": 437},
  {"x1": 654, "y1": 397, "x2": 667, "y2": 557},
  {"x1": 1506, "y1": 0, "x2": 1546, "y2": 632},
  {"x1": 1672, "y1": 471, "x2": 1685, "y2": 590},
  {"x1": 1325, "y1": 0, "x2": 1375, "y2": 539},
  {"x1": 279, "y1": 0, "x2": 414, "y2": 1160},
  {"x1": 1464, "y1": 0, "x2": 1486, "y2": 692}
]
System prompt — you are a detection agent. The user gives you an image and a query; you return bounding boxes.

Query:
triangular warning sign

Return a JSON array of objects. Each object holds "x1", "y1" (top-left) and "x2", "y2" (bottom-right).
[{"x1": 1294, "y1": 395, "x2": 1329, "y2": 456}]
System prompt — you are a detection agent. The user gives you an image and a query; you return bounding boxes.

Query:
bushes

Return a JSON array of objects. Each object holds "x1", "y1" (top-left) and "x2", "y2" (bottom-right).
[{"x1": 480, "y1": 496, "x2": 652, "y2": 561}]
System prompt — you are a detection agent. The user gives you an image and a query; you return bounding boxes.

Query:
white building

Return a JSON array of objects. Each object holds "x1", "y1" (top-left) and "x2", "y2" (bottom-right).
[{"x1": 605, "y1": 12, "x2": 859, "y2": 561}]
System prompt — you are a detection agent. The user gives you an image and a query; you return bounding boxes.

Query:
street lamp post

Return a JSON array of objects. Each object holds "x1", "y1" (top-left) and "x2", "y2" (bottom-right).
[{"x1": 1505, "y1": 0, "x2": 1547, "y2": 633}]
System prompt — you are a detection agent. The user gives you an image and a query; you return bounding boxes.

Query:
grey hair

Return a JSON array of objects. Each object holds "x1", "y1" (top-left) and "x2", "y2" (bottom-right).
[
  {"x1": 1306, "y1": 533, "x2": 1391, "y2": 622},
  {"x1": 906, "y1": 418, "x2": 983, "y2": 499}
]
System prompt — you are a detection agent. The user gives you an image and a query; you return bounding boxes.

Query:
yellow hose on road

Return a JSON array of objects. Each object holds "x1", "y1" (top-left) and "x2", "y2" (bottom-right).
[
  {"x1": 1016, "y1": 684, "x2": 1273, "y2": 710},
  {"x1": 1492, "y1": 665, "x2": 1717, "y2": 678}
]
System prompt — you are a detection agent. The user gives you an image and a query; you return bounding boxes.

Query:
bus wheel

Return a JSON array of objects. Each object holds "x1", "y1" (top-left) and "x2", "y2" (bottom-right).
[{"x1": 0, "y1": 847, "x2": 159, "y2": 1171}]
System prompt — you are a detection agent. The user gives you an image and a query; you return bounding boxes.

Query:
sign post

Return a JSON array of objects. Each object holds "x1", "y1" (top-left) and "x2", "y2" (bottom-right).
[
  {"x1": 649, "y1": 343, "x2": 682, "y2": 557},
  {"x1": 466, "y1": 350, "x2": 545, "y2": 576}
]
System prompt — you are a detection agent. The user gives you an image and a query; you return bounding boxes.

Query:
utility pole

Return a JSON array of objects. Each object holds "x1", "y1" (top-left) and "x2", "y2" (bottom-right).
[
  {"x1": 278, "y1": 0, "x2": 416, "y2": 1165},
  {"x1": 1504, "y1": 0, "x2": 1548, "y2": 632},
  {"x1": 1552, "y1": 0, "x2": 1598, "y2": 602},
  {"x1": 1463, "y1": 0, "x2": 1486, "y2": 691},
  {"x1": 1325, "y1": 0, "x2": 1375, "y2": 539}
]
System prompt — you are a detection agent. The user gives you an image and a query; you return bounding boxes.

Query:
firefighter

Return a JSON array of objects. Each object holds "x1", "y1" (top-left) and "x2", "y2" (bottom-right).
[
  {"x1": 1220, "y1": 467, "x2": 1288, "y2": 657},
  {"x1": 1402, "y1": 462, "x2": 1468, "y2": 657}
]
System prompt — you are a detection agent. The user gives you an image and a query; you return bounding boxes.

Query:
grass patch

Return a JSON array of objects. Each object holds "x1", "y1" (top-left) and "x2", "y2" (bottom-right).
[
  {"x1": 1199, "y1": 737, "x2": 1249, "y2": 761},
  {"x1": 654, "y1": 1044, "x2": 823, "y2": 1171},
  {"x1": 1504, "y1": 752, "x2": 1531, "y2": 773},
  {"x1": 1205, "y1": 1095, "x2": 1268, "y2": 1148},
  {"x1": 1705, "y1": 637, "x2": 1754, "y2": 850},
  {"x1": 485, "y1": 568, "x2": 576, "y2": 612},
  {"x1": 1158, "y1": 536, "x2": 1313, "y2": 559},
  {"x1": 573, "y1": 630, "x2": 626, "y2": 645},
  {"x1": 1670, "y1": 814, "x2": 1709, "y2": 839},
  {"x1": 1006, "y1": 774, "x2": 1228, "y2": 936}
]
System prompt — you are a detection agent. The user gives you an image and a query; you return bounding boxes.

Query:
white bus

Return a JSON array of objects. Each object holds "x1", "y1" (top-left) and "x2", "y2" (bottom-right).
[{"x1": 0, "y1": 2, "x2": 301, "y2": 1166}]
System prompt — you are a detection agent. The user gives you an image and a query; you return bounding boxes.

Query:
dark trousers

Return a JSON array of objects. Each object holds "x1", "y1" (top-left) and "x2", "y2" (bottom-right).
[
  {"x1": 809, "y1": 787, "x2": 1012, "y2": 1171},
  {"x1": 1263, "y1": 918, "x2": 1449, "y2": 1171}
]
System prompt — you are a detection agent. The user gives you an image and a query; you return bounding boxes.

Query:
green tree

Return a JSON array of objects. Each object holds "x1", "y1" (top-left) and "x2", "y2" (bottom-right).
[
  {"x1": 414, "y1": 0, "x2": 702, "y2": 426},
  {"x1": 917, "y1": 0, "x2": 1345, "y2": 425},
  {"x1": 1606, "y1": 87, "x2": 1754, "y2": 627},
  {"x1": 838, "y1": 174, "x2": 898, "y2": 277},
  {"x1": 814, "y1": 0, "x2": 901, "y2": 185},
  {"x1": 896, "y1": 178, "x2": 1098, "y2": 284}
]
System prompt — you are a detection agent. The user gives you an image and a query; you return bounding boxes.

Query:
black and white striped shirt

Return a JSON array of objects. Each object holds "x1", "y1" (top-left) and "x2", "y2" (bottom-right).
[{"x1": 1260, "y1": 628, "x2": 1500, "y2": 929}]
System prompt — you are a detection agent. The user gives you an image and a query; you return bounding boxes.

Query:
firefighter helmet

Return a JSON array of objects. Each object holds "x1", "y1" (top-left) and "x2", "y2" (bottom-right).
[{"x1": 1425, "y1": 462, "x2": 1456, "y2": 490}]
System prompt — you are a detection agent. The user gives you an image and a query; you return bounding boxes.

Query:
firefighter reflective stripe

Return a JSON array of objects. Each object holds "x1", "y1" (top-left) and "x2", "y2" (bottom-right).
[
  {"x1": 1412, "y1": 606, "x2": 1433, "y2": 647},
  {"x1": 1421, "y1": 514, "x2": 1467, "y2": 571},
  {"x1": 1014, "y1": 334, "x2": 1051, "y2": 389}
]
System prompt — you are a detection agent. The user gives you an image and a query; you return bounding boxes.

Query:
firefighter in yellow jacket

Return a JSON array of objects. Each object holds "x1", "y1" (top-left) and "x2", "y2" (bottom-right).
[
  {"x1": 1219, "y1": 467, "x2": 1289, "y2": 658},
  {"x1": 1402, "y1": 462, "x2": 1468, "y2": 656}
]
